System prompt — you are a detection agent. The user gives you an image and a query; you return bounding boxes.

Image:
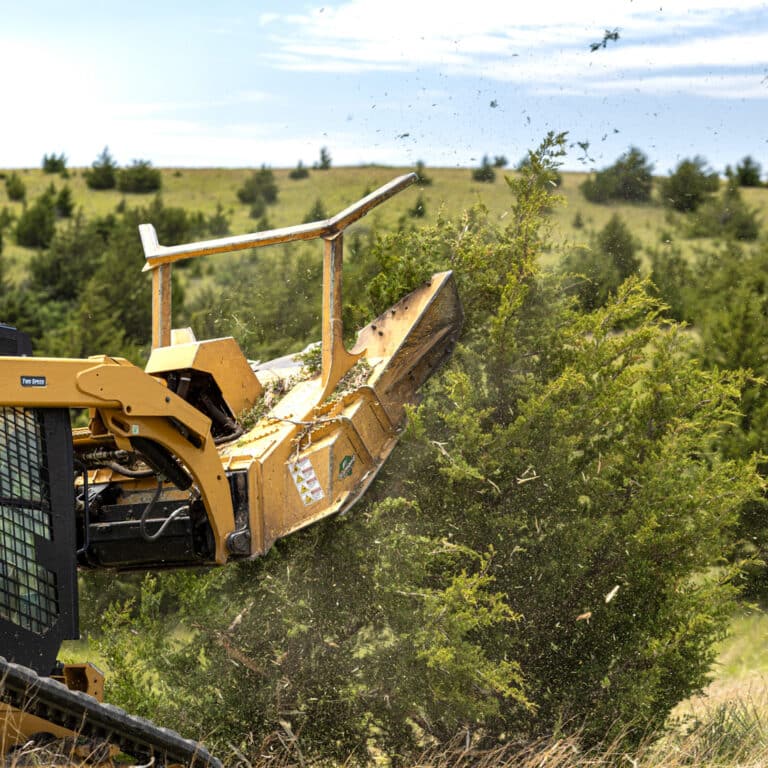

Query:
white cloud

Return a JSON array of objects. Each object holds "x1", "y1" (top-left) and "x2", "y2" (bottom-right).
[{"x1": 260, "y1": 0, "x2": 768, "y2": 100}]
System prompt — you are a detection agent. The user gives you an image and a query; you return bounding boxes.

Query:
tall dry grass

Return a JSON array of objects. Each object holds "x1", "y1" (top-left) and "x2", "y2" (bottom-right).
[{"x1": 207, "y1": 691, "x2": 768, "y2": 768}]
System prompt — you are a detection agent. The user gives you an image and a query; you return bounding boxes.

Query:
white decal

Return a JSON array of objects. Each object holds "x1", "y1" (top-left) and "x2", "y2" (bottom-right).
[{"x1": 289, "y1": 457, "x2": 325, "y2": 506}]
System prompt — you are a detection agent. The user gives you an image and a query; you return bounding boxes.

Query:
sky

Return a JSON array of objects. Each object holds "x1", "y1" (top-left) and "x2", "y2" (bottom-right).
[{"x1": 1, "y1": 0, "x2": 766, "y2": 174}]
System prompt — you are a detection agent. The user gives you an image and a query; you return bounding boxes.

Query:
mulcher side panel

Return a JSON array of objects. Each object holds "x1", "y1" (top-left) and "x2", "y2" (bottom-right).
[{"x1": 0, "y1": 325, "x2": 78, "y2": 673}]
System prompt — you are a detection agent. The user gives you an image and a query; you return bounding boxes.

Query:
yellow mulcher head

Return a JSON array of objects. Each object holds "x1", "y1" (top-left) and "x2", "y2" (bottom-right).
[{"x1": 140, "y1": 173, "x2": 463, "y2": 559}]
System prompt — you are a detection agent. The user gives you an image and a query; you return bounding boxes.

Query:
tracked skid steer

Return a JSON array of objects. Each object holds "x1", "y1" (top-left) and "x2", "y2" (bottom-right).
[{"x1": 0, "y1": 173, "x2": 463, "y2": 766}]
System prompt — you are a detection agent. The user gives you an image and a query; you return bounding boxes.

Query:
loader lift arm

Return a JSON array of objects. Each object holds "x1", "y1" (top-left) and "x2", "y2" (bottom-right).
[{"x1": 0, "y1": 354, "x2": 235, "y2": 564}]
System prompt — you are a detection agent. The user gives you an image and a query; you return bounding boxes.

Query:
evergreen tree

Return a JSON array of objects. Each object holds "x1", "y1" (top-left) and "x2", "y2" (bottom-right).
[
  {"x1": 42, "y1": 152, "x2": 68, "y2": 175},
  {"x1": 118, "y1": 160, "x2": 162, "y2": 193},
  {"x1": 5, "y1": 172, "x2": 26, "y2": 202},
  {"x1": 660, "y1": 156, "x2": 720, "y2": 212},
  {"x1": 734, "y1": 155, "x2": 762, "y2": 187},
  {"x1": 596, "y1": 213, "x2": 640, "y2": 280},
  {"x1": 55, "y1": 184, "x2": 75, "y2": 218},
  {"x1": 15, "y1": 190, "x2": 56, "y2": 248},
  {"x1": 237, "y1": 167, "x2": 278, "y2": 205},
  {"x1": 472, "y1": 155, "x2": 496, "y2": 183},
  {"x1": 84, "y1": 147, "x2": 118, "y2": 190},
  {"x1": 303, "y1": 198, "x2": 328, "y2": 223},
  {"x1": 316, "y1": 147, "x2": 332, "y2": 170},
  {"x1": 581, "y1": 147, "x2": 654, "y2": 203},
  {"x1": 289, "y1": 161, "x2": 310, "y2": 180},
  {"x1": 560, "y1": 214, "x2": 639, "y2": 311},
  {"x1": 414, "y1": 160, "x2": 433, "y2": 186},
  {"x1": 687, "y1": 176, "x2": 760, "y2": 241}
]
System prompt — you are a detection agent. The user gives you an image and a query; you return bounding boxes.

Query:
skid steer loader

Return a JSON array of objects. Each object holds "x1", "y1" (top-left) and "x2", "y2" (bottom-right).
[{"x1": 0, "y1": 173, "x2": 463, "y2": 766}]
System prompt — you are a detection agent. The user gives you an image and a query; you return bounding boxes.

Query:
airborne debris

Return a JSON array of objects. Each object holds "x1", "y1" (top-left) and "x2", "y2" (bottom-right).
[{"x1": 590, "y1": 28, "x2": 620, "y2": 52}]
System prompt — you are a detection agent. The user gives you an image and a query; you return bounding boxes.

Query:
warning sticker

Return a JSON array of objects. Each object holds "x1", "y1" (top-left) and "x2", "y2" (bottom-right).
[{"x1": 289, "y1": 456, "x2": 325, "y2": 506}]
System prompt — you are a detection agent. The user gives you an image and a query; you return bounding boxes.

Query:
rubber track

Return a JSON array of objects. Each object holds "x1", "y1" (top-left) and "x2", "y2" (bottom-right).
[{"x1": 0, "y1": 657, "x2": 221, "y2": 767}]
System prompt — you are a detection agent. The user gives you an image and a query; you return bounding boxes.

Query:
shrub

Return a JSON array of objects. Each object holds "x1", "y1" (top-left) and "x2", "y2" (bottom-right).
[
  {"x1": 84, "y1": 147, "x2": 118, "y2": 190},
  {"x1": 660, "y1": 156, "x2": 720, "y2": 212},
  {"x1": 237, "y1": 167, "x2": 278, "y2": 205},
  {"x1": 5, "y1": 172, "x2": 26, "y2": 202},
  {"x1": 561, "y1": 213, "x2": 639, "y2": 310},
  {"x1": 408, "y1": 193, "x2": 427, "y2": 218},
  {"x1": 248, "y1": 196, "x2": 266, "y2": 220},
  {"x1": 518, "y1": 153, "x2": 562, "y2": 189},
  {"x1": 414, "y1": 160, "x2": 433, "y2": 186},
  {"x1": 207, "y1": 203, "x2": 230, "y2": 236},
  {"x1": 580, "y1": 147, "x2": 654, "y2": 203},
  {"x1": 688, "y1": 180, "x2": 760, "y2": 241},
  {"x1": 734, "y1": 155, "x2": 763, "y2": 187},
  {"x1": 303, "y1": 198, "x2": 328, "y2": 223},
  {"x1": 16, "y1": 192, "x2": 56, "y2": 248},
  {"x1": 597, "y1": 213, "x2": 640, "y2": 280},
  {"x1": 288, "y1": 161, "x2": 309, "y2": 180},
  {"x1": 315, "y1": 146, "x2": 332, "y2": 170},
  {"x1": 472, "y1": 155, "x2": 496, "y2": 183},
  {"x1": 55, "y1": 185, "x2": 74, "y2": 218},
  {"x1": 42, "y1": 152, "x2": 67, "y2": 175},
  {"x1": 648, "y1": 241, "x2": 694, "y2": 322},
  {"x1": 118, "y1": 160, "x2": 162, "y2": 193}
]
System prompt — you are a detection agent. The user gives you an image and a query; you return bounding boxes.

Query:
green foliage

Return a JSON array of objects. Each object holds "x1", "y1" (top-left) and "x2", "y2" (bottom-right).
[
  {"x1": 303, "y1": 198, "x2": 328, "y2": 223},
  {"x1": 184, "y1": 242, "x2": 323, "y2": 360},
  {"x1": 5, "y1": 172, "x2": 26, "y2": 202},
  {"x1": 84, "y1": 147, "x2": 118, "y2": 190},
  {"x1": 660, "y1": 156, "x2": 720, "y2": 213},
  {"x1": 316, "y1": 147, "x2": 332, "y2": 170},
  {"x1": 42, "y1": 152, "x2": 67, "y2": 175},
  {"x1": 55, "y1": 184, "x2": 75, "y2": 218},
  {"x1": 414, "y1": 160, "x2": 433, "y2": 186},
  {"x1": 733, "y1": 155, "x2": 763, "y2": 187},
  {"x1": 4, "y1": 195, "x2": 214, "y2": 359},
  {"x1": 687, "y1": 178, "x2": 760, "y2": 241},
  {"x1": 207, "y1": 203, "x2": 230, "y2": 236},
  {"x1": 580, "y1": 147, "x2": 654, "y2": 203},
  {"x1": 493, "y1": 155, "x2": 508, "y2": 168},
  {"x1": 656, "y1": 241, "x2": 768, "y2": 595},
  {"x1": 517, "y1": 152, "x2": 562, "y2": 188},
  {"x1": 400, "y1": 275, "x2": 756, "y2": 743},
  {"x1": 237, "y1": 167, "x2": 278, "y2": 206},
  {"x1": 28, "y1": 212, "x2": 104, "y2": 303},
  {"x1": 15, "y1": 190, "x2": 56, "y2": 248},
  {"x1": 472, "y1": 155, "x2": 496, "y2": 183},
  {"x1": 118, "y1": 160, "x2": 162, "y2": 194},
  {"x1": 560, "y1": 213, "x2": 639, "y2": 311},
  {"x1": 648, "y1": 241, "x2": 694, "y2": 322},
  {"x1": 408, "y1": 193, "x2": 427, "y2": 218},
  {"x1": 597, "y1": 213, "x2": 640, "y2": 279},
  {"x1": 288, "y1": 161, "x2": 310, "y2": 180}
]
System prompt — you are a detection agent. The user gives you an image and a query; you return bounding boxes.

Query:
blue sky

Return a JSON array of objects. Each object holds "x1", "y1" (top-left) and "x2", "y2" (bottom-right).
[{"x1": 1, "y1": 0, "x2": 766, "y2": 174}]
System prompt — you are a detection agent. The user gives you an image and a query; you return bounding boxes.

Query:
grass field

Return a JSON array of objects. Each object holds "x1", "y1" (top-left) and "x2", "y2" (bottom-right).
[{"x1": 3, "y1": 165, "x2": 766, "y2": 281}]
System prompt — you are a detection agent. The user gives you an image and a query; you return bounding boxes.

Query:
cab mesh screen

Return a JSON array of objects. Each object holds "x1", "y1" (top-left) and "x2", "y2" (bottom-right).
[{"x1": 0, "y1": 406, "x2": 59, "y2": 635}]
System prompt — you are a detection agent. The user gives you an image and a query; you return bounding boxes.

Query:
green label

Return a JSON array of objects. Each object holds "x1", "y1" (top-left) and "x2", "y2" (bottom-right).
[{"x1": 339, "y1": 454, "x2": 355, "y2": 479}]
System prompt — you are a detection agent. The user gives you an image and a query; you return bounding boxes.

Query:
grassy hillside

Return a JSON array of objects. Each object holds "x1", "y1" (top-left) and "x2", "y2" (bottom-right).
[{"x1": 3, "y1": 165, "x2": 765, "y2": 281}]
